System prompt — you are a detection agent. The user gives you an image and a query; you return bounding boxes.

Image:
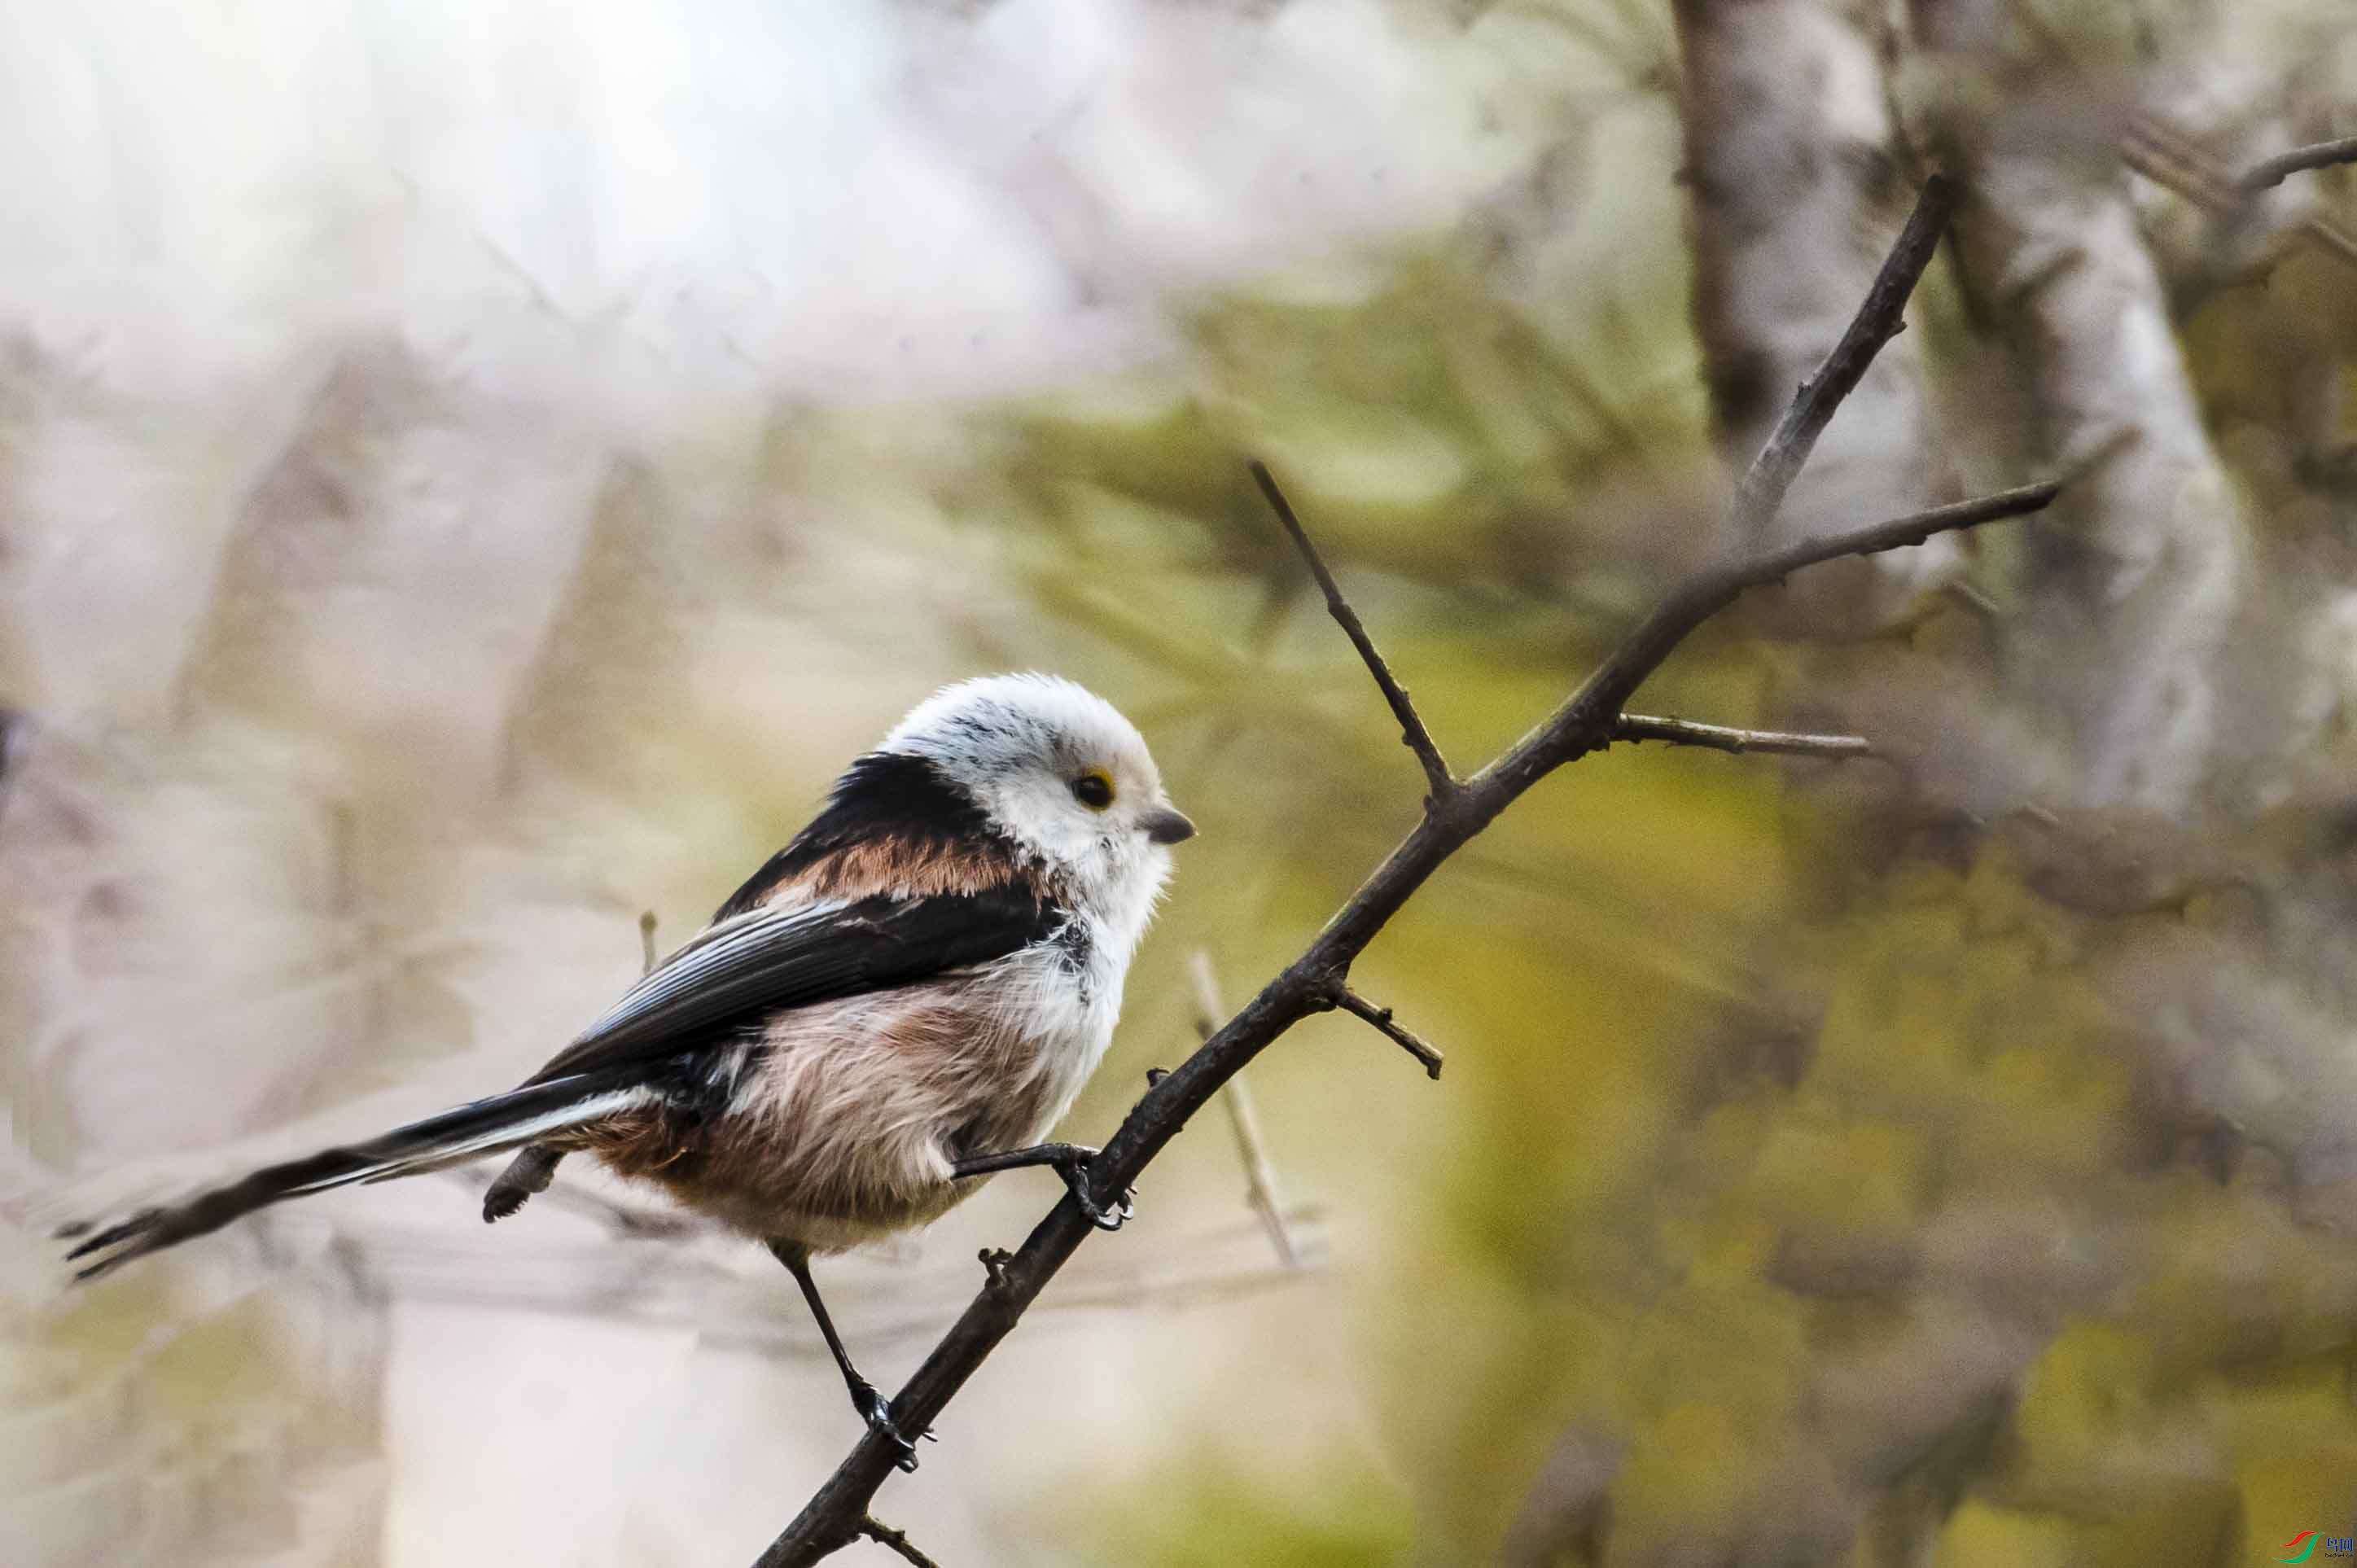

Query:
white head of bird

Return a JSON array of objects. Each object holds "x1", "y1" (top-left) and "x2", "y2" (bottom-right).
[{"x1": 883, "y1": 672, "x2": 1194, "y2": 944}]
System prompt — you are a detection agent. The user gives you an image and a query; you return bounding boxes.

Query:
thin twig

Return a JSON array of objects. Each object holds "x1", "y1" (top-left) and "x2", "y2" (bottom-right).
[
  {"x1": 2241, "y1": 134, "x2": 2357, "y2": 191},
  {"x1": 640, "y1": 910, "x2": 659, "y2": 975},
  {"x1": 1191, "y1": 952, "x2": 1301, "y2": 1268},
  {"x1": 858, "y1": 1518, "x2": 940, "y2": 1568},
  {"x1": 1247, "y1": 459, "x2": 1457, "y2": 804},
  {"x1": 1506, "y1": 484, "x2": 2064, "y2": 787},
  {"x1": 748, "y1": 179, "x2": 2061, "y2": 1567},
  {"x1": 1733, "y1": 173, "x2": 1956, "y2": 532},
  {"x1": 2124, "y1": 120, "x2": 2357, "y2": 269},
  {"x1": 1332, "y1": 987, "x2": 1446, "y2": 1080},
  {"x1": 1610, "y1": 714, "x2": 1877, "y2": 761}
]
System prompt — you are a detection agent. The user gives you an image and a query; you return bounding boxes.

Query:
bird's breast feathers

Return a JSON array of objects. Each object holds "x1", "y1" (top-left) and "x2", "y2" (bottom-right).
[{"x1": 738, "y1": 904, "x2": 1122, "y2": 1134}]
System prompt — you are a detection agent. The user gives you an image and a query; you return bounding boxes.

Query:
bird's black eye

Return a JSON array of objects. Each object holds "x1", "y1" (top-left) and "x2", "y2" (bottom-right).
[{"x1": 1070, "y1": 771, "x2": 1115, "y2": 810}]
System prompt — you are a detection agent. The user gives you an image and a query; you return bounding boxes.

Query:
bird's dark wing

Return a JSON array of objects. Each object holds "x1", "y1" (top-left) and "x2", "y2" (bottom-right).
[{"x1": 524, "y1": 886, "x2": 1059, "y2": 1086}]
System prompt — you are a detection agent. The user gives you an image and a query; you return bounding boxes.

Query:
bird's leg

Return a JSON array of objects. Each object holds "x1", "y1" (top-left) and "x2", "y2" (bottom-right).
[
  {"x1": 950, "y1": 1141, "x2": 1132, "y2": 1231},
  {"x1": 767, "y1": 1238, "x2": 927, "y2": 1471},
  {"x1": 482, "y1": 1145, "x2": 564, "y2": 1222}
]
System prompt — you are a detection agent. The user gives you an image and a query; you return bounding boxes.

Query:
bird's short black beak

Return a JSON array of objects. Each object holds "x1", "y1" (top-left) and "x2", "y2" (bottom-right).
[{"x1": 1142, "y1": 806, "x2": 1197, "y2": 846}]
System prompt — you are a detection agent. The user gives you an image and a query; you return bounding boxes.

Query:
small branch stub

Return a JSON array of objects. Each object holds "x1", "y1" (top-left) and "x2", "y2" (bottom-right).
[
  {"x1": 1248, "y1": 458, "x2": 1458, "y2": 804},
  {"x1": 858, "y1": 1518, "x2": 940, "y2": 1568},
  {"x1": 1333, "y1": 986, "x2": 1446, "y2": 1080}
]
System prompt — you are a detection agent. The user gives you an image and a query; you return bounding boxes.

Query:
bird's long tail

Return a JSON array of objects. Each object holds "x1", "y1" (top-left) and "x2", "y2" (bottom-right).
[{"x1": 58, "y1": 1072, "x2": 651, "y2": 1281}]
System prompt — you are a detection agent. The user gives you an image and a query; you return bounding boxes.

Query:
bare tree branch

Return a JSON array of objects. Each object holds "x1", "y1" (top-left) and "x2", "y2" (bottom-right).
[
  {"x1": 1191, "y1": 952, "x2": 1302, "y2": 1269},
  {"x1": 1733, "y1": 173, "x2": 1956, "y2": 535},
  {"x1": 2240, "y1": 134, "x2": 2357, "y2": 191},
  {"x1": 1540, "y1": 484, "x2": 2061, "y2": 762},
  {"x1": 750, "y1": 178, "x2": 2064, "y2": 1567},
  {"x1": 1247, "y1": 458, "x2": 1457, "y2": 804},
  {"x1": 1331, "y1": 985, "x2": 1446, "y2": 1080},
  {"x1": 858, "y1": 1518, "x2": 940, "y2": 1568},
  {"x1": 1610, "y1": 714, "x2": 1877, "y2": 761}
]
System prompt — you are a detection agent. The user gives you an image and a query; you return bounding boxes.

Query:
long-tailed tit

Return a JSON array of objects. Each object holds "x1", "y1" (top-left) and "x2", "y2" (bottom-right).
[{"x1": 61, "y1": 673, "x2": 1194, "y2": 1463}]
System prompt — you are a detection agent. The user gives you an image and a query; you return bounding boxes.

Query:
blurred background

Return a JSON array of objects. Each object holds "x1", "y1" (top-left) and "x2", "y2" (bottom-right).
[{"x1": 4, "y1": 1, "x2": 2357, "y2": 1564}]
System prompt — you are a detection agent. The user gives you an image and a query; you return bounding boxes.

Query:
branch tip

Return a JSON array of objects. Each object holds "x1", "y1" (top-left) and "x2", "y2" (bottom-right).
[
  {"x1": 2239, "y1": 134, "x2": 2357, "y2": 191},
  {"x1": 2124, "y1": 119, "x2": 2357, "y2": 269},
  {"x1": 1333, "y1": 986, "x2": 1445, "y2": 1080},
  {"x1": 858, "y1": 1518, "x2": 941, "y2": 1568},
  {"x1": 1247, "y1": 459, "x2": 1457, "y2": 801}
]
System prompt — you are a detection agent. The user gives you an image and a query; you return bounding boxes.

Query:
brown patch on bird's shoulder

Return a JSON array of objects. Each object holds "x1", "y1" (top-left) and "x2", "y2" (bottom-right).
[
  {"x1": 760, "y1": 834, "x2": 1031, "y2": 906},
  {"x1": 710, "y1": 751, "x2": 1026, "y2": 922}
]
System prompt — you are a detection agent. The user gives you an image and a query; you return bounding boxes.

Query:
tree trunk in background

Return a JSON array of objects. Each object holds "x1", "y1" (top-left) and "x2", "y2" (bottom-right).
[
  {"x1": 1671, "y1": 0, "x2": 1963, "y2": 636},
  {"x1": 2129, "y1": 6, "x2": 2357, "y2": 807},
  {"x1": 1910, "y1": 14, "x2": 2248, "y2": 809}
]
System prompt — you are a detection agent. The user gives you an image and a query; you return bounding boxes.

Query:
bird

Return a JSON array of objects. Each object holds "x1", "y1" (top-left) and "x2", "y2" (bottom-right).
[{"x1": 57, "y1": 673, "x2": 1194, "y2": 1465}]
